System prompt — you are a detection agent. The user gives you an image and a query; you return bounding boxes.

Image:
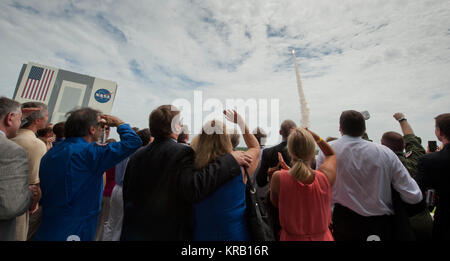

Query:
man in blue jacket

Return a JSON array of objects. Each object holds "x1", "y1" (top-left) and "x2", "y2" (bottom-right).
[{"x1": 34, "y1": 107, "x2": 142, "y2": 241}]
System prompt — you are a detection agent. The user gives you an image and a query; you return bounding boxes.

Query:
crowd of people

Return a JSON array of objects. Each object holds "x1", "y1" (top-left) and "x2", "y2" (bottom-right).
[{"x1": 0, "y1": 95, "x2": 449, "y2": 241}]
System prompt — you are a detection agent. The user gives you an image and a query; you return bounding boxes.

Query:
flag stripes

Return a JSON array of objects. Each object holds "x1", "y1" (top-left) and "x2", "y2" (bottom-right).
[{"x1": 21, "y1": 66, "x2": 55, "y2": 101}]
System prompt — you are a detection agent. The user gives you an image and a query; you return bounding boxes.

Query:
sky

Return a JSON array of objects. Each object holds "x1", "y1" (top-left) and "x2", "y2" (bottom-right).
[{"x1": 0, "y1": 0, "x2": 449, "y2": 146}]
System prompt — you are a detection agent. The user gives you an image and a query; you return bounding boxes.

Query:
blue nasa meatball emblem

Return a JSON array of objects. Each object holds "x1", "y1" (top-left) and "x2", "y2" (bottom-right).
[{"x1": 94, "y1": 89, "x2": 111, "y2": 103}]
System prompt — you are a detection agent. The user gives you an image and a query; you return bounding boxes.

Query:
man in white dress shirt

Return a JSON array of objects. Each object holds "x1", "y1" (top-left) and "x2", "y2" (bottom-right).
[{"x1": 316, "y1": 110, "x2": 422, "y2": 241}]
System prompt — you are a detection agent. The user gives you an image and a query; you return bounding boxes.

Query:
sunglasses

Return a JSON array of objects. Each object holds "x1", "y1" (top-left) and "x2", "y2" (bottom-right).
[{"x1": 97, "y1": 121, "x2": 106, "y2": 128}]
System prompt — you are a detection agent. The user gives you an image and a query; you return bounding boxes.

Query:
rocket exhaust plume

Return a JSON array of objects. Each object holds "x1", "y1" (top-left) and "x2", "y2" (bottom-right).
[{"x1": 291, "y1": 49, "x2": 310, "y2": 128}]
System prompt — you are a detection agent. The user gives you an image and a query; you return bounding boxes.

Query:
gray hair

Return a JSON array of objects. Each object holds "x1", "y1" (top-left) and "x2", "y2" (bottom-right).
[
  {"x1": 21, "y1": 102, "x2": 48, "y2": 128},
  {"x1": 0, "y1": 96, "x2": 21, "y2": 120}
]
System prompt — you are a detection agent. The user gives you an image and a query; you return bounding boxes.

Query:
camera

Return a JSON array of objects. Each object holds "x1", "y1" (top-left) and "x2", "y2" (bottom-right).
[
  {"x1": 428, "y1": 140, "x2": 437, "y2": 152},
  {"x1": 360, "y1": 111, "x2": 370, "y2": 120}
]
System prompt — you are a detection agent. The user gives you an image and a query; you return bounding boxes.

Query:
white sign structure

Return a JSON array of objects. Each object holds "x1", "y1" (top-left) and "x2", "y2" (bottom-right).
[{"x1": 13, "y1": 62, "x2": 117, "y2": 123}]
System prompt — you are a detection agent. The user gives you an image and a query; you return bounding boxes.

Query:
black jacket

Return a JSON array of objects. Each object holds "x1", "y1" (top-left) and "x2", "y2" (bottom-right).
[
  {"x1": 255, "y1": 141, "x2": 291, "y2": 188},
  {"x1": 120, "y1": 137, "x2": 241, "y2": 241},
  {"x1": 417, "y1": 143, "x2": 450, "y2": 240}
]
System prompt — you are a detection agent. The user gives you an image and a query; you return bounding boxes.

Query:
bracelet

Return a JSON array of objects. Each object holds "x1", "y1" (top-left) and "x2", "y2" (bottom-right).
[{"x1": 316, "y1": 137, "x2": 323, "y2": 143}]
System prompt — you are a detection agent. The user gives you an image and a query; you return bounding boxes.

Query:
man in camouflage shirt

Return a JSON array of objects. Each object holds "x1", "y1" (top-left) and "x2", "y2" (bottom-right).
[
  {"x1": 381, "y1": 112, "x2": 433, "y2": 240},
  {"x1": 383, "y1": 113, "x2": 425, "y2": 179}
]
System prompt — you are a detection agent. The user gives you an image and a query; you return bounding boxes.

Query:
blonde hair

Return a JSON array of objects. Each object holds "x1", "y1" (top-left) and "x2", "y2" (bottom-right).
[
  {"x1": 193, "y1": 120, "x2": 233, "y2": 169},
  {"x1": 190, "y1": 135, "x2": 200, "y2": 150},
  {"x1": 287, "y1": 128, "x2": 316, "y2": 182}
]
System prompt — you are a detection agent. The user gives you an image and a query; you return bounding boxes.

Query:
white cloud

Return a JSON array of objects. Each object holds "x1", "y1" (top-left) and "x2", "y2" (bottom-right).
[{"x1": 0, "y1": 0, "x2": 449, "y2": 146}]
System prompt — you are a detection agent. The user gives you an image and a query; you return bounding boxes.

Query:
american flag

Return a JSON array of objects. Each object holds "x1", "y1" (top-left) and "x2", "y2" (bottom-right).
[{"x1": 21, "y1": 66, "x2": 55, "y2": 101}]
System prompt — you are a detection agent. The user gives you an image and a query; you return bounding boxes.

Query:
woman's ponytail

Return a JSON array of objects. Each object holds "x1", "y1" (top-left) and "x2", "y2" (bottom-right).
[
  {"x1": 290, "y1": 158, "x2": 311, "y2": 182},
  {"x1": 287, "y1": 128, "x2": 316, "y2": 182}
]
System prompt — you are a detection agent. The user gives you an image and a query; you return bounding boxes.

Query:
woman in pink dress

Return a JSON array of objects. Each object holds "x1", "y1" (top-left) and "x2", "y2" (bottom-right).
[{"x1": 270, "y1": 128, "x2": 336, "y2": 241}]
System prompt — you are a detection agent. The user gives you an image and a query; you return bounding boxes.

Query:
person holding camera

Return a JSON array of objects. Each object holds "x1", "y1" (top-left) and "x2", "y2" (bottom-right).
[
  {"x1": 33, "y1": 108, "x2": 142, "y2": 241},
  {"x1": 417, "y1": 113, "x2": 450, "y2": 240}
]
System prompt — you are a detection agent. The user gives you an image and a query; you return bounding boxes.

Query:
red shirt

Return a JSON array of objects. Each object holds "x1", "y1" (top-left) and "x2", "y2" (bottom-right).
[
  {"x1": 278, "y1": 169, "x2": 333, "y2": 241},
  {"x1": 103, "y1": 167, "x2": 116, "y2": 197}
]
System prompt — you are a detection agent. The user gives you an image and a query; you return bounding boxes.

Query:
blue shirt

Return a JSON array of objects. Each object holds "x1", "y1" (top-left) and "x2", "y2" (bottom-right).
[
  {"x1": 52, "y1": 137, "x2": 65, "y2": 147},
  {"x1": 34, "y1": 124, "x2": 142, "y2": 241},
  {"x1": 194, "y1": 172, "x2": 250, "y2": 241}
]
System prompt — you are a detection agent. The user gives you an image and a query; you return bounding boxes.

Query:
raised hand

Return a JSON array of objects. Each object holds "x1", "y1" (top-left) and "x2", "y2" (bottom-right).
[
  {"x1": 305, "y1": 127, "x2": 321, "y2": 142},
  {"x1": 223, "y1": 110, "x2": 244, "y2": 124},
  {"x1": 393, "y1": 112, "x2": 405, "y2": 121},
  {"x1": 100, "y1": 114, "x2": 124, "y2": 127},
  {"x1": 278, "y1": 152, "x2": 290, "y2": 170}
]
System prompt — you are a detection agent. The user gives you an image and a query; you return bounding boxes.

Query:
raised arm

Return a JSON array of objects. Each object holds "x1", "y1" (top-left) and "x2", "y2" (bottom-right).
[
  {"x1": 306, "y1": 128, "x2": 337, "y2": 186},
  {"x1": 393, "y1": 113, "x2": 414, "y2": 136},
  {"x1": 224, "y1": 110, "x2": 260, "y2": 175},
  {"x1": 90, "y1": 115, "x2": 142, "y2": 174},
  {"x1": 393, "y1": 112, "x2": 425, "y2": 180},
  {"x1": 394, "y1": 113, "x2": 425, "y2": 157}
]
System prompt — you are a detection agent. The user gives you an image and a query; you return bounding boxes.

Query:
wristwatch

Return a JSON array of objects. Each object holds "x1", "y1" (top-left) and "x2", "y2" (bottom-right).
[{"x1": 398, "y1": 117, "x2": 406, "y2": 122}]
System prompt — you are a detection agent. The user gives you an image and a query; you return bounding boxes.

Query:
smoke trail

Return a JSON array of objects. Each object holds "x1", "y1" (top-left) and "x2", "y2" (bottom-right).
[{"x1": 291, "y1": 49, "x2": 310, "y2": 128}]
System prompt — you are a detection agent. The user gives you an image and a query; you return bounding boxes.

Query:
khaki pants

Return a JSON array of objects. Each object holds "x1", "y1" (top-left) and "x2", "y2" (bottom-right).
[
  {"x1": 15, "y1": 211, "x2": 29, "y2": 241},
  {"x1": 103, "y1": 185, "x2": 123, "y2": 241},
  {"x1": 95, "y1": 196, "x2": 111, "y2": 241}
]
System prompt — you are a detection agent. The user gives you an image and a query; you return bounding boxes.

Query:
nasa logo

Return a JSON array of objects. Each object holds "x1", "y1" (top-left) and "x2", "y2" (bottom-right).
[{"x1": 94, "y1": 89, "x2": 111, "y2": 103}]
